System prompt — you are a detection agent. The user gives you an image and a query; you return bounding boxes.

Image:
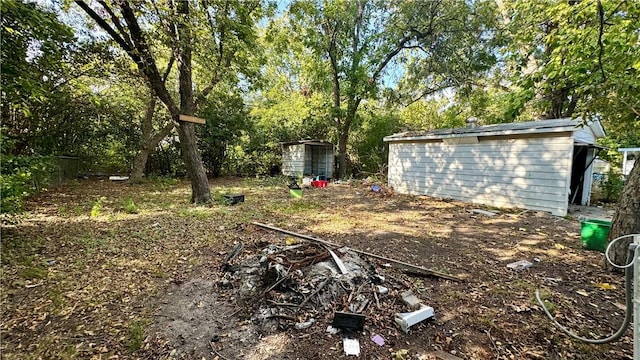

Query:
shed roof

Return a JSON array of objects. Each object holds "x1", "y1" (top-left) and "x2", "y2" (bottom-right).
[
  {"x1": 384, "y1": 118, "x2": 605, "y2": 142},
  {"x1": 281, "y1": 139, "x2": 334, "y2": 147}
]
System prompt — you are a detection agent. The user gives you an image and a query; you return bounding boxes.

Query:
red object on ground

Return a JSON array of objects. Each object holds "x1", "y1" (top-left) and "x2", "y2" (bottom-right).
[{"x1": 311, "y1": 180, "x2": 328, "y2": 188}]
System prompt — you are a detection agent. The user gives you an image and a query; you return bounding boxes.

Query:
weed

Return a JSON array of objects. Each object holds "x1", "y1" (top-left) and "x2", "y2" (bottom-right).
[
  {"x1": 78, "y1": 234, "x2": 106, "y2": 250},
  {"x1": 178, "y1": 207, "x2": 210, "y2": 219},
  {"x1": 48, "y1": 288, "x2": 64, "y2": 310},
  {"x1": 122, "y1": 198, "x2": 139, "y2": 214},
  {"x1": 127, "y1": 319, "x2": 146, "y2": 352},
  {"x1": 90, "y1": 196, "x2": 106, "y2": 218},
  {"x1": 19, "y1": 263, "x2": 48, "y2": 280}
]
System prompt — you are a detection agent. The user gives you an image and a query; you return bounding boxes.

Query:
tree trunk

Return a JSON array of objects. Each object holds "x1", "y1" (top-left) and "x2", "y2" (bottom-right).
[
  {"x1": 131, "y1": 147, "x2": 152, "y2": 182},
  {"x1": 131, "y1": 95, "x2": 176, "y2": 182},
  {"x1": 336, "y1": 126, "x2": 349, "y2": 179},
  {"x1": 177, "y1": 0, "x2": 212, "y2": 204},
  {"x1": 605, "y1": 159, "x2": 640, "y2": 271}
]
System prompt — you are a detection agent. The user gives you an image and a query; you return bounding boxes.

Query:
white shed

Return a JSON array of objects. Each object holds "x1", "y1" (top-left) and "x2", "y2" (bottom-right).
[
  {"x1": 383, "y1": 118, "x2": 606, "y2": 216},
  {"x1": 281, "y1": 140, "x2": 334, "y2": 179}
]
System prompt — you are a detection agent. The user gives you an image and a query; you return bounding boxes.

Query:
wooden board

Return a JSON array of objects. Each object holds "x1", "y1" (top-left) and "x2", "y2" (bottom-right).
[{"x1": 179, "y1": 115, "x2": 206, "y2": 124}]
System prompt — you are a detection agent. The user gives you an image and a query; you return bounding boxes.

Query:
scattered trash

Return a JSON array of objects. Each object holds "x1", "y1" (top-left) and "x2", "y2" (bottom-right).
[
  {"x1": 108, "y1": 176, "x2": 129, "y2": 181},
  {"x1": 506, "y1": 260, "x2": 533, "y2": 271},
  {"x1": 376, "y1": 285, "x2": 388, "y2": 294},
  {"x1": 285, "y1": 237, "x2": 300, "y2": 245},
  {"x1": 400, "y1": 290, "x2": 422, "y2": 310},
  {"x1": 594, "y1": 282, "x2": 616, "y2": 290},
  {"x1": 252, "y1": 222, "x2": 462, "y2": 282},
  {"x1": 295, "y1": 318, "x2": 315, "y2": 330},
  {"x1": 343, "y1": 338, "x2": 361, "y2": 356},
  {"x1": 395, "y1": 305, "x2": 435, "y2": 333},
  {"x1": 332, "y1": 312, "x2": 366, "y2": 333},
  {"x1": 326, "y1": 325, "x2": 340, "y2": 335},
  {"x1": 371, "y1": 334, "x2": 385, "y2": 346},
  {"x1": 329, "y1": 250, "x2": 349, "y2": 275},
  {"x1": 533, "y1": 257, "x2": 541, "y2": 262},
  {"x1": 576, "y1": 289, "x2": 589, "y2": 297},
  {"x1": 302, "y1": 177, "x2": 312, "y2": 187},
  {"x1": 471, "y1": 209, "x2": 498, "y2": 216},
  {"x1": 288, "y1": 181, "x2": 303, "y2": 198},
  {"x1": 371, "y1": 185, "x2": 381, "y2": 193},
  {"x1": 46, "y1": 259, "x2": 56, "y2": 266},
  {"x1": 311, "y1": 180, "x2": 328, "y2": 188},
  {"x1": 223, "y1": 194, "x2": 244, "y2": 205},
  {"x1": 392, "y1": 348, "x2": 409, "y2": 360}
]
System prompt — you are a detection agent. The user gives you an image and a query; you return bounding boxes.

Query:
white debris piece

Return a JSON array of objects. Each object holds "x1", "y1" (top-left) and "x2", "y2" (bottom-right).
[
  {"x1": 506, "y1": 260, "x2": 533, "y2": 271},
  {"x1": 343, "y1": 338, "x2": 360, "y2": 356}
]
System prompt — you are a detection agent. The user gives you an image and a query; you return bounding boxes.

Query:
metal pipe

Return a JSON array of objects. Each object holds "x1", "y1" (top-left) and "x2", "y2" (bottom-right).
[
  {"x1": 251, "y1": 222, "x2": 462, "y2": 282},
  {"x1": 634, "y1": 235, "x2": 639, "y2": 360}
]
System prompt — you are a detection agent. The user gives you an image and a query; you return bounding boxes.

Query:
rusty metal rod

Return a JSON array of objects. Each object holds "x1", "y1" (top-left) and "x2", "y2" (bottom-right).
[{"x1": 251, "y1": 222, "x2": 462, "y2": 282}]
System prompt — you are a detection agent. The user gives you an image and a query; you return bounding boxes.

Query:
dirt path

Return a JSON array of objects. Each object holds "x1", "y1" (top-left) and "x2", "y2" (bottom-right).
[{"x1": 1, "y1": 178, "x2": 633, "y2": 359}]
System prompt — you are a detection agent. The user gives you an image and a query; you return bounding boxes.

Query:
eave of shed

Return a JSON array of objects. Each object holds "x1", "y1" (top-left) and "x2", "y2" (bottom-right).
[
  {"x1": 384, "y1": 118, "x2": 605, "y2": 143},
  {"x1": 281, "y1": 139, "x2": 334, "y2": 147}
]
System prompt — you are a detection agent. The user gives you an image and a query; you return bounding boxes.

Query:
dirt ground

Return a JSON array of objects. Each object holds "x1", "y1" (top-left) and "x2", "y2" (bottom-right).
[{"x1": 0, "y1": 177, "x2": 633, "y2": 359}]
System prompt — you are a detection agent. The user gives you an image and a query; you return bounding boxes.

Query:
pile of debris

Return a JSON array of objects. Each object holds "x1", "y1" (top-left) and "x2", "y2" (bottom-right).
[{"x1": 216, "y1": 223, "x2": 455, "y2": 356}]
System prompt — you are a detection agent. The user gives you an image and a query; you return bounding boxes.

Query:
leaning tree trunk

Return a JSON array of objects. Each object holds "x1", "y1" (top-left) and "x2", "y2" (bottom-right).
[
  {"x1": 176, "y1": 0, "x2": 212, "y2": 204},
  {"x1": 605, "y1": 159, "x2": 640, "y2": 271},
  {"x1": 131, "y1": 96, "x2": 175, "y2": 182},
  {"x1": 131, "y1": 123, "x2": 174, "y2": 182}
]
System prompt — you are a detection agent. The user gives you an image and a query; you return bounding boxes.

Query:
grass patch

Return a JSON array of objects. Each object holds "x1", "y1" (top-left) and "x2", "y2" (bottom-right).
[
  {"x1": 19, "y1": 265, "x2": 48, "y2": 280},
  {"x1": 122, "y1": 198, "x2": 139, "y2": 214},
  {"x1": 90, "y1": 196, "x2": 107, "y2": 218},
  {"x1": 178, "y1": 207, "x2": 211, "y2": 219},
  {"x1": 127, "y1": 319, "x2": 147, "y2": 352},
  {"x1": 77, "y1": 234, "x2": 106, "y2": 250}
]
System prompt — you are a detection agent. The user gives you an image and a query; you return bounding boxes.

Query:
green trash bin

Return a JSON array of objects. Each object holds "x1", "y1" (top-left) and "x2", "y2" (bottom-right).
[{"x1": 580, "y1": 219, "x2": 611, "y2": 252}]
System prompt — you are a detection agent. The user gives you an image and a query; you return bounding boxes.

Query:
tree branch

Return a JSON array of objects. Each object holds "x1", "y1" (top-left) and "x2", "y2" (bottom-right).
[
  {"x1": 98, "y1": 1, "x2": 134, "y2": 49},
  {"x1": 597, "y1": 0, "x2": 606, "y2": 81},
  {"x1": 74, "y1": 1, "x2": 133, "y2": 53}
]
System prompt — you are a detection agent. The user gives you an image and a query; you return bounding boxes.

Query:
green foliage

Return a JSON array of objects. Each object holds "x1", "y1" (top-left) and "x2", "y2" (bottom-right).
[
  {"x1": 350, "y1": 110, "x2": 402, "y2": 175},
  {"x1": 127, "y1": 320, "x2": 146, "y2": 352},
  {"x1": 122, "y1": 198, "x2": 138, "y2": 214},
  {"x1": 0, "y1": 154, "x2": 57, "y2": 213},
  {"x1": 601, "y1": 170, "x2": 624, "y2": 203},
  {"x1": 90, "y1": 196, "x2": 106, "y2": 218}
]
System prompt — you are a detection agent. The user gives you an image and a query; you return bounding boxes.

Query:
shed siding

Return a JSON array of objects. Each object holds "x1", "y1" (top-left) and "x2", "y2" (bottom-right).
[
  {"x1": 282, "y1": 144, "x2": 305, "y2": 177},
  {"x1": 388, "y1": 135, "x2": 573, "y2": 215}
]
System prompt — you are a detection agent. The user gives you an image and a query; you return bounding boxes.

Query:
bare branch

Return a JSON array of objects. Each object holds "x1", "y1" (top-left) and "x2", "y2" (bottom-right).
[
  {"x1": 98, "y1": 1, "x2": 134, "y2": 49},
  {"x1": 74, "y1": 1, "x2": 133, "y2": 53}
]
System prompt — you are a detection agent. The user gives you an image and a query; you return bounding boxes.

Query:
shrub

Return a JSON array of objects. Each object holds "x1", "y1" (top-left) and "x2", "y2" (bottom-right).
[
  {"x1": 0, "y1": 155, "x2": 56, "y2": 213},
  {"x1": 601, "y1": 170, "x2": 624, "y2": 202}
]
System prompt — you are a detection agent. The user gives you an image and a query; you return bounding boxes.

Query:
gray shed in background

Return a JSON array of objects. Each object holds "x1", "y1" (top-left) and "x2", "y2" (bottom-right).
[
  {"x1": 281, "y1": 140, "x2": 334, "y2": 179},
  {"x1": 384, "y1": 118, "x2": 606, "y2": 216}
]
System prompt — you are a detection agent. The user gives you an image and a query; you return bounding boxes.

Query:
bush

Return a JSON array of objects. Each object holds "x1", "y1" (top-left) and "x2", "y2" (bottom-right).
[
  {"x1": 601, "y1": 170, "x2": 624, "y2": 202},
  {"x1": 0, "y1": 155, "x2": 56, "y2": 213}
]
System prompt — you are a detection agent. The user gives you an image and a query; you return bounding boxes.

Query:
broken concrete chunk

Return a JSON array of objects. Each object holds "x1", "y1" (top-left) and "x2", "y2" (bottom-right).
[
  {"x1": 506, "y1": 260, "x2": 533, "y2": 271},
  {"x1": 343, "y1": 338, "x2": 360, "y2": 356},
  {"x1": 395, "y1": 305, "x2": 435, "y2": 333},
  {"x1": 294, "y1": 318, "x2": 315, "y2": 330},
  {"x1": 400, "y1": 290, "x2": 422, "y2": 310}
]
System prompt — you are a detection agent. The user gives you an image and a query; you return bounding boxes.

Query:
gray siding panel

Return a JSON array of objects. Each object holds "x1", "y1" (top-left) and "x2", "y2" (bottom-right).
[
  {"x1": 282, "y1": 144, "x2": 305, "y2": 177},
  {"x1": 387, "y1": 136, "x2": 573, "y2": 215}
]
